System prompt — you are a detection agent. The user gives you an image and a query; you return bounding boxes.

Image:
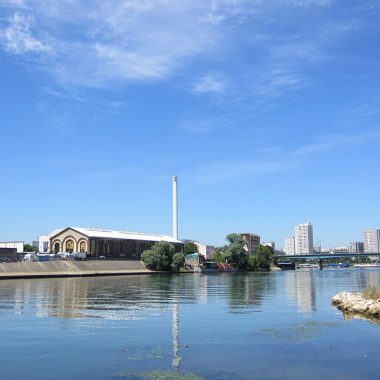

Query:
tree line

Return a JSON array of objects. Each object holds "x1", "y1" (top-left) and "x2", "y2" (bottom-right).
[{"x1": 141, "y1": 233, "x2": 273, "y2": 272}]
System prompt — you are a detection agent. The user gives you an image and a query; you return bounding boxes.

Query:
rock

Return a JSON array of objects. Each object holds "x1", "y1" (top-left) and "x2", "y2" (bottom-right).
[{"x1": 331, "y1": 291, "x2": 380, "y2": 323}]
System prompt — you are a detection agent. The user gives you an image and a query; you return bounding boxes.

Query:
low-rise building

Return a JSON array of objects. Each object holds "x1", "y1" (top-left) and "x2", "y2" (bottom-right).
[
  {"x1": 240, "y1": 233, "x2": 260, "y2": 255},
  {"x1": 38, "y1": 229, "x2": 64, "y2": 253},
  {"x1": 0, "y1": 241, "x2": 24, "y2": 253},
  {"x1": 348, "y1": 242, "x2": 364, "y2": 254},
  {"x1": 195, "y1": 242, "x2": 215, "y2": 260}
]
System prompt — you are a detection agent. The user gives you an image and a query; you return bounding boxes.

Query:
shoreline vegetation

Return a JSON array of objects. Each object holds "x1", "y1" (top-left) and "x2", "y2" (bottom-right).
[
  {"x1": 331, "y1": 289, "x2": 380, "y2": 323},
  {"x1": 141, "y1": 234, "x2": 274, "y2": 273}
]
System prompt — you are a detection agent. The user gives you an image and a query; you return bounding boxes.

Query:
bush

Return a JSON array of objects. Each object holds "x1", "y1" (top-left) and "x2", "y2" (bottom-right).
[
  {"x1": 141, "y1": 249, "x2": 160, "y2": 270},
  {"x1": 224, "y1": 242, "x2": 247, "y2": 269},
  {"x1": 247, "y1": 255, "x2": 258, "y2": 271},
  {"x1": 253, "y1": 245, "x2": 272, "y2": 270},
  {"x1": 141, "y1": 241, "x2": 176, "y2": 271},
  {"x1": 171, "y1": 253, "x2": 185, "y2": 272}
]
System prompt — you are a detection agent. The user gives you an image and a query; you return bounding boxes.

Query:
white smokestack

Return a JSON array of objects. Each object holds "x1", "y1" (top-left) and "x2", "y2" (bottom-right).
[{"x1": 172, "y1": 175, "x2": 178, "y2": 240}]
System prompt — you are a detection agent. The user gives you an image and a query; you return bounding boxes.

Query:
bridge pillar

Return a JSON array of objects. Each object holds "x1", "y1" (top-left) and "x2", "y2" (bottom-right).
[{"x1": 318, "y1": 259, "x2": 323, "y2": 270}]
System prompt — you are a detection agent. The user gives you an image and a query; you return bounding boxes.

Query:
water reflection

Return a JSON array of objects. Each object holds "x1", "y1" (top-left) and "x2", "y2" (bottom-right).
[
  {"x1": 228, "y1": 273, "x2": 276, "y2": 312},
  {"x1": 0, "y1": 270, "x2": 379, "y2": 320},
  {"x1": 1, "y1": 270, "x2": 380, "y2": 380},
  {"x1": 285, "y1": 270, "x2": 316, "y2": 313}
]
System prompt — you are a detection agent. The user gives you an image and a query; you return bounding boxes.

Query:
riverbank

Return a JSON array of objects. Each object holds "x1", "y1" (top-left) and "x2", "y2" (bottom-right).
[
  {"x1": 0, "y1": 260, "x2": 158, "y2": 280},
  {"x1": 331, "y1": 291, "x2": 380, "y2": 322}
]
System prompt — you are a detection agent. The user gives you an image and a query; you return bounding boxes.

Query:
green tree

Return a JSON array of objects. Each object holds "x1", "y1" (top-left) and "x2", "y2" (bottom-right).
[
  {"x1": 213, "y1": 247, "x2": 226, "y2": 262},
  {"x1": 141, "y1": 249, "x2": 160, "y2": 270},
  {"x1": 141, "y1": 241, "x2": 176, "y2": 271},
  {"x1": 247, "y1": 255, "x2": 258, "y2": 271},
  {"x1": 224, "y1": 242, "x2": 247, "y2": 269},
  {"x1": 250, "y1": 245, "x2": 273, "y2": 271},
  {"x1": 24, "y1": 244, "x2": 38, "y2": 252},
  {"x1": 223, "y1": 234, "x2": 247, "y2": 269},
  {"x1": 183, "y1": 241, "x2": 199, "y2": 255},
  {"x1": 171, "y1": 253, "x2": 185, "y2": 272},
  {"x1": 226, "y1": 233, "x2": 247, "y2": 247}
]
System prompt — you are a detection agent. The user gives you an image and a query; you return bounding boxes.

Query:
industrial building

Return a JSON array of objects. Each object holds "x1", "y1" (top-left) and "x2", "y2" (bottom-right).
[
  {"x1": 50, "y1": 227, "x2": 183, "y2": 259},
  {"x1": 44, "y1": 176, "x2": 183, "y2": 259}
]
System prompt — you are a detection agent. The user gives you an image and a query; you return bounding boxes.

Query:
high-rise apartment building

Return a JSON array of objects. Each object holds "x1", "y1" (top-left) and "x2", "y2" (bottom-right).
[
  {"x1": 348, "y1": 241, "x2": 364, "y2": 254},
  {"x1": 284, "y1": 237, "x2": 295, "y2": 255},
  {"x1": 240, "y1": 233, "x2": 260, "y2": 255},
  {"x1": 295, "y1": 223, "x2": 313, "y2": 255},
  {"x1": 363, "y1": 230, "x2": 380, "y2": 253}
]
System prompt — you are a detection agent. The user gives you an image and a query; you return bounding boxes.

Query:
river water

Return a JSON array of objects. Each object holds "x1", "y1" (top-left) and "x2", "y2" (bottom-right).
[{"x1": 0, "y1": 269, "x2": 379, "y2": 380}]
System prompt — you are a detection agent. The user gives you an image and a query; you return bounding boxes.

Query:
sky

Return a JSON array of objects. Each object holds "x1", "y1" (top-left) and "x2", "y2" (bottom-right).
[{"x1": 0, "y1": 0, "x2": 379, "y2": 249}]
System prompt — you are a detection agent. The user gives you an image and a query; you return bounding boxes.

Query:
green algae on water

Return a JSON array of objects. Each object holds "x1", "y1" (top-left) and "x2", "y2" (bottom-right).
[
  {"x1": 112, "y1": 370, "x2": 203, "y2": 380},
  {"x1": 257, "y1": 321, "x2": 339, "y2": 341}
]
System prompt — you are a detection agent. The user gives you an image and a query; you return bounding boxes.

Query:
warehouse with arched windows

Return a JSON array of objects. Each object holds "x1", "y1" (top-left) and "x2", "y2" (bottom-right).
[{"x1": 50, "y1": 227, "x2": 183, "y2": 259}]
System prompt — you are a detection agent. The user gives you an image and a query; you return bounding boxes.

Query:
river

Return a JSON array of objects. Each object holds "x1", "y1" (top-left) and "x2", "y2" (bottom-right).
[{"x1": 0, "y1": 269, "x2": 379, "y2": 379}]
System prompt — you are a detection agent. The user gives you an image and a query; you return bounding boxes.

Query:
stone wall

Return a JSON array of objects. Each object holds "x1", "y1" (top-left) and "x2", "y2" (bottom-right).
[{"x1": 0, "y1": 260, "x2": 152, "y2": 279}]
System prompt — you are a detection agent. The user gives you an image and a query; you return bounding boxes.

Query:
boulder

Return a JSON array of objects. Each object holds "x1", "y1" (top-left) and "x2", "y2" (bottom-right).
[{"x1": 331, "y1": 291, "x2": 380, "y2": 323}]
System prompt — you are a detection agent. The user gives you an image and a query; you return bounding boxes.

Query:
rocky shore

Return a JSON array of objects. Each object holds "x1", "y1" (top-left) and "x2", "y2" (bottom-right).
[{"x1": 331, "y1": 291, "x2": 380, "y2": 322}]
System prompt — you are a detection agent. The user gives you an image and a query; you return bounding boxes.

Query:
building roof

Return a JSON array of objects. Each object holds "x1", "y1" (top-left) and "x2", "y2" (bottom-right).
[{"x1": 52, "y1": 227, "x2": 182, "y2": 244}]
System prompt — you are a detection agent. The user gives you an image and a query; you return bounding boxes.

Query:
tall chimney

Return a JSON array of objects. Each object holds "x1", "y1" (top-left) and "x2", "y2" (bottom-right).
[{"x1": 172, "y1": 175, "x2": 178, "y2": 240}]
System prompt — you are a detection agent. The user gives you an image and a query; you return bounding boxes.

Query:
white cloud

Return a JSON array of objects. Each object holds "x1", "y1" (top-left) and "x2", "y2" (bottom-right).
[
  {"x1": 0, "y1": 12, "x2": 50, "y2": 53},
  {"x1": 192, "y1": 73, "x2": 226, "y2": 95},
  {"x1": 189, "y1": 129, "x2": 380, "y2": 184},
  {"x1": 0, "y1": 0, "x2": 351, "y2": 92},
  {"x1": 290, "y1": 0, "x2": 332, "y2": 6},
  {"x1": 294, "y1": 130, "x2": 380, "y2": 155},
  {"x1": 254, "y1": 69, "x2": 310, "y2": 98},
  {"x1": 0, "y1": 1, "x2": 229, "y2": 86}
]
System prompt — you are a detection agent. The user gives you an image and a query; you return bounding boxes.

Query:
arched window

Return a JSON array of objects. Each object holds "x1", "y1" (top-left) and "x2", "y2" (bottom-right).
[
  {"x1": 79, "y1": 241, "x2": 86, "y2": 253},
  {"x1": 65, "y1": 240, "x2": 74, "y2": 253},
  {"x1": 54, "y1": 242, "x2": 60, "y2": 253}
]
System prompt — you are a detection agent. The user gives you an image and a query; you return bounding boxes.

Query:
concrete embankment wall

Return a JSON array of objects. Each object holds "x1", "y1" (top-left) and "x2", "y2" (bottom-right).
[{"x1": 0, "y1": 260, "x2": 154, "y2": 280}]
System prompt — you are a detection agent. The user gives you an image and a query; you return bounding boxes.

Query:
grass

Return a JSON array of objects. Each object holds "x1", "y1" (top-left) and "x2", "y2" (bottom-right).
[{"x1": 363, "y1": 286, "x2": 380, "y2": 300}]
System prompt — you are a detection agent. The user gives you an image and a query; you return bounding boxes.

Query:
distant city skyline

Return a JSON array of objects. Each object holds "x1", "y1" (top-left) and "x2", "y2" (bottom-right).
[{"x1": 0, "y1": 1, "x2": 379, "y2": 247}]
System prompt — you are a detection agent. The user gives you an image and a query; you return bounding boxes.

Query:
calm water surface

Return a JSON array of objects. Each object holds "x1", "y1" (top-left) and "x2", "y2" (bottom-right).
[{"x1": 0, "y1": 269, "x2": 379, "y2": 379}]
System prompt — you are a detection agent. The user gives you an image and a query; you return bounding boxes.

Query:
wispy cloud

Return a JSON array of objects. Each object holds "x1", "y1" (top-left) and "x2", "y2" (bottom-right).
[
  {"x1": 192, "y1": 73, "x2": 226, "y2": 96},
  {"x1": 0, "y1": 12, "x2": 50, "y2": 53},
  {"x1": 294, "y1": 130, "x2": 380, "y2": 155},
  {"x1": 193, "y1": 158, "x2": 291, "y2": 184},
  {"x1": 253, "y1": 69, "x2": 311, "y2": 98},
  {"x1": 0, "y1": 1, "x2": 226, "y2": 86},
  {"x1": 0, "y1": 0, "x2": 342, "y2": 88},
  {"x1": 189, "y1": 128, "x2": 380, "y2": 184}
]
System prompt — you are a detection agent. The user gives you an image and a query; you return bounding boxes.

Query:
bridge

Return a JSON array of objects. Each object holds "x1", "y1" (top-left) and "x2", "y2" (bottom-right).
[
  {"x1": 273, "y1": 252, "x2": 380, "y2": 270},
  {"x1": 274, "y1": 252, "x2": 380, "y2": 260}
]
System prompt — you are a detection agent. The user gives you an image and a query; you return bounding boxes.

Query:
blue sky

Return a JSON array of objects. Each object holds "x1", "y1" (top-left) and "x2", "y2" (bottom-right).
[{"x1": 0, "y1": 0, "x2": 379, "y2": 249}]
